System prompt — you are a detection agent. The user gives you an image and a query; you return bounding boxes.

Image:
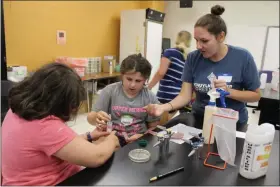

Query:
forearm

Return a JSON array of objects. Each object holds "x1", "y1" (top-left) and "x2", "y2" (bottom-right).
[
  {"x1": 162, "y1": 94, "x2": 191, "y2": 112},
  {"x1": 227, "y1": 88, "x2": 261, "y2": 102},
  {"x1": 80, "y1": 133, "x2": 88, "y2": 141},
  {"x1": 79, "y1": 132, "x2": 98, "y2": 141},
  {"x1": 90, "y1": 139, "x2": 116, "y2": 167},
  {"x1": 148, "y1": 72, "x2": 164, "y2": 89},
  {"x1": 87, "y1": 111, "x2": 98, "y2": 126},
  {"x1": 53, "y1": 136, "x2": 116, "y2": 168}
]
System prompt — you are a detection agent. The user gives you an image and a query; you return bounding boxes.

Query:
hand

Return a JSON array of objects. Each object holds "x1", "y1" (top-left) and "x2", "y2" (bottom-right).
[
  {"x1": 214, "y1": 79, "x2": 228, "y2": 91},
  {"x1": 90, "y1": 128, "x2": 110, "y2": 141},
  {"x1": 126, "y1": 134, "x2": 143, "y2": 144},
  {"x1": 96, "y1": 111, "x2": 111, "y2": 131},
  {"x1": 144, "y1": 104, "x2": 164, "y2": 117},
  {"x1": 107, "y1": 131, "x2": 120, "y2": 151}
]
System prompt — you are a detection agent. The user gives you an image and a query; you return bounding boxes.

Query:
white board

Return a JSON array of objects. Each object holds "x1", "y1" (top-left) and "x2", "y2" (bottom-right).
[
  {"x1": 225, "y1": 25, "x2": 267, "y2": 70},
  {"x1": 262, "y1": 27, "x2": 279, "y2": 71},
  {"x1": 145, "y1": 20, "x2": 163, "y2": 95}
]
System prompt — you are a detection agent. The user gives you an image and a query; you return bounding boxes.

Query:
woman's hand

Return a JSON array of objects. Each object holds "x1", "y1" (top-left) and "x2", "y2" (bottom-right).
[
  {"x1": 144, "y1": 104, "x2": 165, "y2": 117},
  {"x1": 90, "y1": 128, "x2": 110, "y2": 141},
  {"x1": 214, "y1": 79, "x2": 228, "y2": 91},
  {"x1": 126, "y1": 134, "x2": 143, "y2": 144},
  {"x1": 96, "y1": 111, "x2": 111, "y2": 131}
]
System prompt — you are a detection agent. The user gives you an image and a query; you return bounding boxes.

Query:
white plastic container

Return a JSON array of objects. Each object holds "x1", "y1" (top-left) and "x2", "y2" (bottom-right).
[
  {"x1": 239, "y1": 123, "x2": 275, "y2": 179},
  {"x1": 260, "y1": 73, "x2": 267, "y2": 89}
]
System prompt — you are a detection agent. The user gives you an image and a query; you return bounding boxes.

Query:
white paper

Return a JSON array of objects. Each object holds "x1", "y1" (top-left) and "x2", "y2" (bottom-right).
[
  {"x1": 157, "y1": 123, "x2": 202, "y2": 144},
  {"x1": 236, "y1": 131, "x2": 246, "y2": 139}
]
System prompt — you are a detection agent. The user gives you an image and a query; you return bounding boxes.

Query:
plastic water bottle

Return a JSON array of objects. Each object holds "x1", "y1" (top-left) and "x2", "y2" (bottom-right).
[
  {"x1": 109, "y1": 61, "x2": 113, "y2": 74},
  {"x1": 239, "y1": 123, "x2": 275, "y2": 179}
]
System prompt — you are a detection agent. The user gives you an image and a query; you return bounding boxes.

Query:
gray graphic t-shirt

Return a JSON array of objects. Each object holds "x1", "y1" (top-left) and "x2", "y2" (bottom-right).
[{"x1": 92, "y1": 82, "x2": 160, "y2": 137}]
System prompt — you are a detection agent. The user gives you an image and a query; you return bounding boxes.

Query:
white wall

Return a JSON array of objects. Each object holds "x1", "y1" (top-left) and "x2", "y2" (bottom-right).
[{"x1": 163, "y1": 1, "x2": 279, "y2": 53}]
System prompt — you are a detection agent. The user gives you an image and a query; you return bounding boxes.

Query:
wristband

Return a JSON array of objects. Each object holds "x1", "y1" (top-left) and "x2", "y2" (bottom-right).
[
  {"x1": 86, "y1": 132, "x2": 93, "y2": 142},
  {"x1": 167, "y1": 102, "x2": 174, "y2": 111}
]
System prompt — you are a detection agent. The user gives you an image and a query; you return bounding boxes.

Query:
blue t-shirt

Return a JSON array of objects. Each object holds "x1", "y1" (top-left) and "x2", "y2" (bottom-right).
[
  {"x1": 182, "y1": 45, "x2": 260, "y2": 124},
  {"x1": 157, "y1": 48, "x2": 186, "y2": 103}
]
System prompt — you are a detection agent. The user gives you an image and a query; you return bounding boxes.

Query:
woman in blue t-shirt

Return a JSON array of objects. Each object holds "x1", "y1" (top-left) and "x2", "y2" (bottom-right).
[
  {"x1": 145, "y1": 5, "x2": 261, "y2": 130},
  {"x1": 148, "y1": 30, "x2": 192, "y2": 119}
]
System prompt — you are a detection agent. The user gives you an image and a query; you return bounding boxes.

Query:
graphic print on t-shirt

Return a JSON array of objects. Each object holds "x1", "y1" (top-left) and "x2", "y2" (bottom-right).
[
  {"x1": 194, "y1": 72, "x2": 233, "y2": 93},
  {"x1": 121, "y1": 114, "x2": 133, "y2": 126},
  {"x1": 111, "y1": 105, "x2": 147, "y2": 137}
]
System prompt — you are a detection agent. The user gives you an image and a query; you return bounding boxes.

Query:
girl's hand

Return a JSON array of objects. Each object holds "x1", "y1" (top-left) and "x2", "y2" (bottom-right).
[
  {"x1": 90, "y1": 128, "x2": 110, "y2": 140},
  {"x1": 96, "y1": 111, "x2": 111, "y2": 131}
]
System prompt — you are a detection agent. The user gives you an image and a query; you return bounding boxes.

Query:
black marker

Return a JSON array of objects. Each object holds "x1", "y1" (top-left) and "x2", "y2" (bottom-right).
[{"x1": 149, "y1": 167, "x2": 184, "y2": 182}]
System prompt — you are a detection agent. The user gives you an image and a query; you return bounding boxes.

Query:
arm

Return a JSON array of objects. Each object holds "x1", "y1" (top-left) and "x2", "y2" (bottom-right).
[
  {"x1": 227, "y1": 88, "x2": 261, "y2": 102},
  {"x1": 144, "y1": 53, "x2": 194, "y2": 116},
  {"x1": 161, "y1": 82, "x2": 193, "y2": 112},
  {"x1": 79, "y1": 129, "x2": 110, "y2": 141},
  {"x1": 148, "y1": 57, "x2": 171, "y2": 89},
  {"x1": 162, "y1": 52, "x2": 194, "y2": 112},
  {"x1": 54, "y1": 133, "x2": 119, "y2": 168},
  {"x1": 37, "y1": 120, "x2": 119, "y2": 168}
]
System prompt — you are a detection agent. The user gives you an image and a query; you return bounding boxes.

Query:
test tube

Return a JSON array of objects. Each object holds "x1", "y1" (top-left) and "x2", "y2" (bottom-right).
[{"x1": 107, "y1": 114, "x2": 113, "y2": 132}]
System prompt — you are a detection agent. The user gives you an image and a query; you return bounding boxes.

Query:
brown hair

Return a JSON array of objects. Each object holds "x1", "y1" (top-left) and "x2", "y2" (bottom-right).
[
  {"x1": 194, "y1": 5, "x2": 227, "y2": 37},
  {"x1": 120, "y1": 53, "x2": 152, "y2": 79},
  {"x1": 9, "y1": 62, "x2": 86, "y2": 121}
]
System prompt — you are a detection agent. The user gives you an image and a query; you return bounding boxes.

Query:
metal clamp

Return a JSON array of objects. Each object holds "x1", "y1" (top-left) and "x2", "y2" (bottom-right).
[
  {"x1": 153, "y1": 126, "x2": 173, "y2": 160},
  {"x1": 184, "y1": 132, "x2": 204, "y2": 158}
]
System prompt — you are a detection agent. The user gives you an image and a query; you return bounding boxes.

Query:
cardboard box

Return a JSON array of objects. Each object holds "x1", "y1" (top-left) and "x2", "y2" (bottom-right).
[{"x1": 102, "y1": 56, "x2": 116, "y2": 73}]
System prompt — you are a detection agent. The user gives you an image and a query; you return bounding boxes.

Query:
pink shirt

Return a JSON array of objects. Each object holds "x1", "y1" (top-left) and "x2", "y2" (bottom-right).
[{"x1": 2, "y1": 110, "x2": 82, "y2": 186}]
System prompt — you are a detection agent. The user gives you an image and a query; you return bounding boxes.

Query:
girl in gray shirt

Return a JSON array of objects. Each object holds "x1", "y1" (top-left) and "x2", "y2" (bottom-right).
[{"x1": 87, "y1": 54, "x2": 161, "y2": 143}]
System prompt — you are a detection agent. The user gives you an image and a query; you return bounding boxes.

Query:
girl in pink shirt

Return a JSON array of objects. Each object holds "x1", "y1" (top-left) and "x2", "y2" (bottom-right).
[{"x1": 2, "y1": 63, "x2": 120, "y2": 186}]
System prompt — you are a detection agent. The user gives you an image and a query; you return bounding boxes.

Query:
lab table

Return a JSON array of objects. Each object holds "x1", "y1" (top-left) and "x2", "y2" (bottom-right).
[{"x1": 58, "y1": 114, "x2": 279, "y2": 186}]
